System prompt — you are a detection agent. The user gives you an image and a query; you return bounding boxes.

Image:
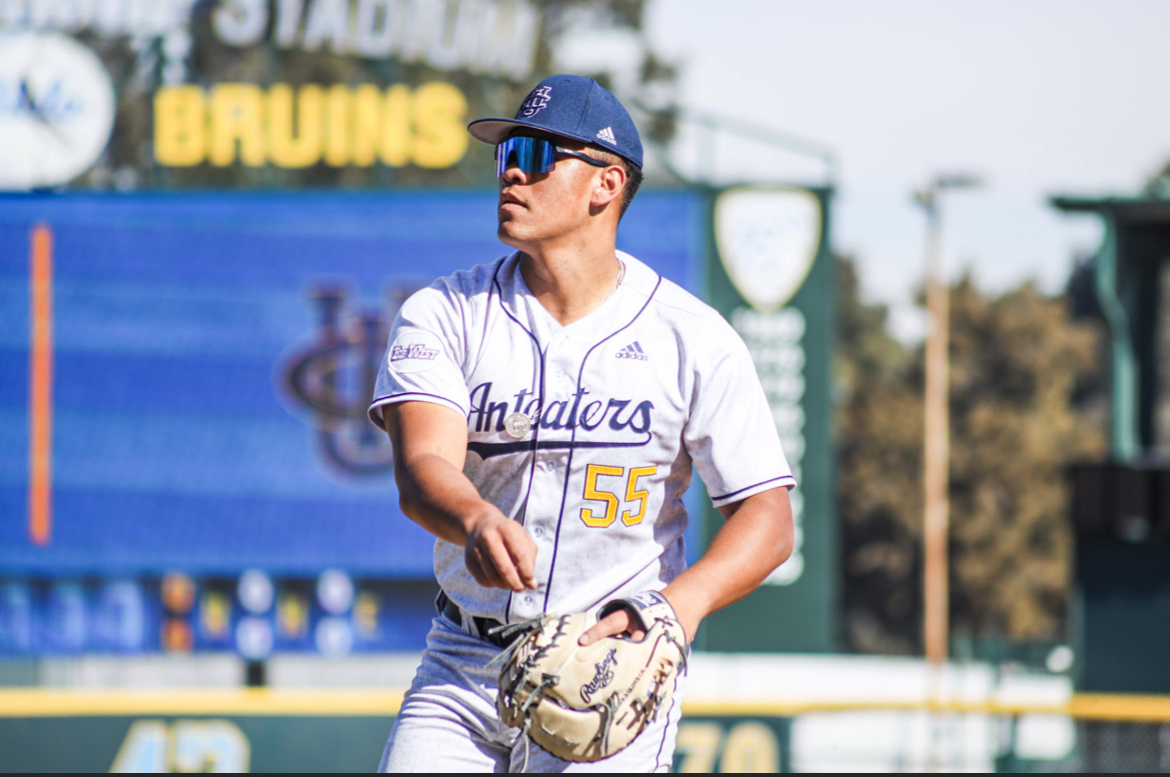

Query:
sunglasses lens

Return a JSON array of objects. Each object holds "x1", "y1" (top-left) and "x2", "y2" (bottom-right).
[{"x1": 495, "y1": 137, "x2": 556, "y2": 177}]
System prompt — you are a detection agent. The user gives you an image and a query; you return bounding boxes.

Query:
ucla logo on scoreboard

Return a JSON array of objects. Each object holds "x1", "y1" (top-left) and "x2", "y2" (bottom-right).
[{"x1": 280, "y1": 281, "x2": 423, "y2": 477}]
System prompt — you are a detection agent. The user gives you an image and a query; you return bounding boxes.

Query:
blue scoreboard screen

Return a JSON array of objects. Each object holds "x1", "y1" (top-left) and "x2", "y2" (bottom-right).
[{"x1": 0, "y1": 191, "x2": 705, "y2": 655}]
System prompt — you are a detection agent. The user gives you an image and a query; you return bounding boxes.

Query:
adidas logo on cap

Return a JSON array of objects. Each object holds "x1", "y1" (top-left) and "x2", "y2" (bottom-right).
[
  {"x1": 596, "y1": 126, "x2": 616, "y2": 145},
  {"x1": 615, "y1": 341, "x2": 648, "y2": 361}
]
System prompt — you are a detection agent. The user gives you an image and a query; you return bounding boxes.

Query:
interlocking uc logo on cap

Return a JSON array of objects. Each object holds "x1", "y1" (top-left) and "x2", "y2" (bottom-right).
[
  {"x1": 520, "y1": 86, "x2": 552, "y2": 117},
  {"x1": 467, "y1": 74, "x2": 643, "y2": 170}
]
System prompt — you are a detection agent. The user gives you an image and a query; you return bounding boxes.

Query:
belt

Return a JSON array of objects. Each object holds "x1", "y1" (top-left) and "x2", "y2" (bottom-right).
[{"x1": 437, "y1": 590, "x2": 522, "y2": 649}]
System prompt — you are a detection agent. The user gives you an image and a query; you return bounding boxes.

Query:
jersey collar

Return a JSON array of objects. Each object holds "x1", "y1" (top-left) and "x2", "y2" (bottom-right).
[{"x1": 496, "y1": 250, "x2": 660, "y2": 343}]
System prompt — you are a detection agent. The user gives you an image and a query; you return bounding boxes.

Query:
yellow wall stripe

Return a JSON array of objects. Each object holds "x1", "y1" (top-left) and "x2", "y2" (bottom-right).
[
  {"x1": 3, "y1": 689, "x2": 1170, "y2": 722},
  {"x1": 0, "y1": 689, "x2": 405, "y2": 717},
  {"x1": 1067, "y1": 693, "x2": 1170, "y2": 722}
]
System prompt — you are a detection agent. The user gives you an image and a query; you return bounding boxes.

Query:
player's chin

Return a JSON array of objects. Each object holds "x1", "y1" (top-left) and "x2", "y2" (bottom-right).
[{"x1": 496, "y1": 221, "x2": 529, "y2": 247}]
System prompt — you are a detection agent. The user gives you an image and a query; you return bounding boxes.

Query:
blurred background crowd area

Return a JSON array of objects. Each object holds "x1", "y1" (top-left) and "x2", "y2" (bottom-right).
[{"x1": 4, "y1": 0, "x2": 1170, "y2": 772}]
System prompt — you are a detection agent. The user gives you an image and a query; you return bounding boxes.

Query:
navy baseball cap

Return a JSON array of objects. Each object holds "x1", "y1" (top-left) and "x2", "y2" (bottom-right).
[{"x1": 468, "y1": 75, "x2": 643, "y2": 169}]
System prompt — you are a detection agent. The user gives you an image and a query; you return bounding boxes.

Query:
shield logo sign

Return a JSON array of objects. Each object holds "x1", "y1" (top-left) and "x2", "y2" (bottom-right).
[{"x1": 714, "y1": 187, "x2": 822, "y2": 312}]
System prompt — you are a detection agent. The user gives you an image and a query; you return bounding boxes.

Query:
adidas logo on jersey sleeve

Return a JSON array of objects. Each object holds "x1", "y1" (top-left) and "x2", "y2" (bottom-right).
[
  {"x1": 596, "y1": 126, "x2": 617, "y2": 144},
  {"x1": 615, "y1": 341, "x2": 648, "y2": 361}
]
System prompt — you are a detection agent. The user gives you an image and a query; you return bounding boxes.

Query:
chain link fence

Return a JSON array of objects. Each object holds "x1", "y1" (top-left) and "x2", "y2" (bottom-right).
[{"x1": 1006, "y1": 719, "x2": 1170, "y2": 773}]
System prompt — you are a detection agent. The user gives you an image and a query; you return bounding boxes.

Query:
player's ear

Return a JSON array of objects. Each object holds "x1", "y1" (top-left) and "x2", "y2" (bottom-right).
[{"x1": 591, "y1": 164, "x2": 626, "y2": 210}]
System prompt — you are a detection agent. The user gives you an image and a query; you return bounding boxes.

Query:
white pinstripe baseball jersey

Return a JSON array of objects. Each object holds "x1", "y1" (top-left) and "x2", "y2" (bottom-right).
[{"x1": 368, "y1": 250, "x2": 794, "y2": 624}]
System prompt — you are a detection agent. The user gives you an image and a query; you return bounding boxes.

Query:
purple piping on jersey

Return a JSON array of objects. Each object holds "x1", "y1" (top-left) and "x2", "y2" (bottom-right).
[
  {"x1": 654, "y1": 670, "x2": 684, "y2": 770},
  {"x1": 481, "y1": 270, "x2": 495, "y2": 367},
  {"x1": 372, "y1": 391, "x2": 468, "y2": 416},
  {"x1": 492, "y1": 259, "x2": 546, "y2": 624},
  {"x1": 543, "y1": 276, "x2": 663, "y2": 613},
  {"x1": 592, "y1": 562, "x2": 661, "y2": 613},
  {"x1": 709, "y1": 475, "x2": 796, "y2": 502}
]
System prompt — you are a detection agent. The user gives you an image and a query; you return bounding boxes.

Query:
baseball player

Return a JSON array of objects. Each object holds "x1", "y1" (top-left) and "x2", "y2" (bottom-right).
[{"x1": 368, "y1": 74, "x2": 795, "y2": 772}]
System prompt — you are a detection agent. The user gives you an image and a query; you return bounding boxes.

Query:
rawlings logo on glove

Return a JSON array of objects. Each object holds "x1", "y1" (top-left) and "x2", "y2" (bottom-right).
[
  {"x1": 494, "y1": 591, "x2": 687, "y2": 763},
  {"x1": 580, "y1": 648, "x2": 618, "y2": 703}
]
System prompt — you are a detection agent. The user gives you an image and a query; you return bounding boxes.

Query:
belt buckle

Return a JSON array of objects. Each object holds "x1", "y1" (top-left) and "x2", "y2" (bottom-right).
[{"x1": 476, "y1": 616, "x2": 501, "y2": 646}]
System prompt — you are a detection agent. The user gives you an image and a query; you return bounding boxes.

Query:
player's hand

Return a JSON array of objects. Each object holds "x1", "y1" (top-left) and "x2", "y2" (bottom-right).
[
  {"x1": 578, "y1": 604, "x2": 645, "y2": 646},
  {"x1": 464, "y1": 511, "x2": 537, "y2": 592}
]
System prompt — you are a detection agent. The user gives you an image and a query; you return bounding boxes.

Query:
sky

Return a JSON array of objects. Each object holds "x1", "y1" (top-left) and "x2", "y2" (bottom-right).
[{"x1": 559, "y1": 0, "x2": 1170, "y2": 339}]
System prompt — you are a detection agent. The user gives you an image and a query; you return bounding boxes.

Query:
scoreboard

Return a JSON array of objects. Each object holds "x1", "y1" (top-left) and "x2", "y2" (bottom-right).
[
  {"x1": 0, "y1": 191, "x2": 705, "y2": 655},
  {"x1": 0, "y1": 191, "x2": 703, "y2": 576}
]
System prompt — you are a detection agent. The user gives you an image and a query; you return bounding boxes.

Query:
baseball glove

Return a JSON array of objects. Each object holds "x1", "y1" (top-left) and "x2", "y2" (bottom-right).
[{"x1": 495, "y1": 591, "x2": 687, "y2": 763}]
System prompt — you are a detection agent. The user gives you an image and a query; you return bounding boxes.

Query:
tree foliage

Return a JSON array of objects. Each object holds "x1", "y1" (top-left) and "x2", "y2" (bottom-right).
[{"x1": 837, "y1": 256, "x2": 1105, "y2": 654}]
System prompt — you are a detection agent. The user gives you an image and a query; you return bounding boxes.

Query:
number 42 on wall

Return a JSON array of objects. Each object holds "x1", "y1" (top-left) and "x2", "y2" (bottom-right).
[{"x1": 110, "y1": 719, "x2": 249, "y2": 772}]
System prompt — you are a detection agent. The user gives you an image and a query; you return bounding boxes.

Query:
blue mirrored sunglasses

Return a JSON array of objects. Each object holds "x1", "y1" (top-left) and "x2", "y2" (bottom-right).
[{"x1": 495, "y1": 135, "x2": 610, "y2": 177}]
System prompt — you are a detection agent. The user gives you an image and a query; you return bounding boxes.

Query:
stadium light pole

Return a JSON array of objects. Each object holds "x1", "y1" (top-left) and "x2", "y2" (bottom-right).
[
  {"x1": 913, "y1": 174, "x2": 981, "y2": 667},
  {"x1": 632, "y1": 101, "x2": 839, "y2": 187}
]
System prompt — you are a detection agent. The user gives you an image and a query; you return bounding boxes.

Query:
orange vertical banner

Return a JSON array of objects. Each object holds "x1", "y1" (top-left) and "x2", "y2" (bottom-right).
[{"x1": 29, "y1": 223, "x2": 53, "y2": 546}]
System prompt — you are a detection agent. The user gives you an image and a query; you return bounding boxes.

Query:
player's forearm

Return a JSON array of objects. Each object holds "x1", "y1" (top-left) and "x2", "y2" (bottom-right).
[
  {"x1": 384, "y1": 402, "x2": 503, "y2": 546},
  {"x1": 661, "y1": 487, "x2": 794, "y2": 640},
  {"x1": 395, "y1": 451, "x2": 500, "y2": 546},
  {"x1": 385, "y1": 402, "x2": 537, "y2": 591}
]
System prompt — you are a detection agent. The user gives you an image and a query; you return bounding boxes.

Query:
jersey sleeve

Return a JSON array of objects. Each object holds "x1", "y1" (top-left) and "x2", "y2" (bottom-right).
[
  {"x1": 683, "y1": 321, "x2": 795, "y2": 507},
  {"x1": 367, "y1": 282, "x2": 471, "y2": 431}
]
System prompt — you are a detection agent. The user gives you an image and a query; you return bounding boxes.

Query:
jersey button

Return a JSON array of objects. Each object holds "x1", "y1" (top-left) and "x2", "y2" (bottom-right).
[
  {"x1": 522, "y1": 594, "x2": 535, "y2": 606},
  {"x1": 532, "y1": 527, "x2": 545, "y2": 538}
]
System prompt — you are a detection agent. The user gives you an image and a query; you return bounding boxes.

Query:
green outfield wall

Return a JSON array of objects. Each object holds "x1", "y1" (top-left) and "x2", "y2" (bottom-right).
[{"x1": 0, "y1": 690, "x2": 790, "y2": 773}]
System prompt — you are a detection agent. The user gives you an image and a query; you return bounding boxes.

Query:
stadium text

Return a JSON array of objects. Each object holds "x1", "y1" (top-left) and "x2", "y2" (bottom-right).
[
  {"x1": 154, "y1": 82, "x2": 468, "y2": 169},
  {"x1": 0, "y1": 0, "x2": 540, "y2": 81},
  {"x1": 213, "y1": 0, "x2": 540, "y2": 80}
]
